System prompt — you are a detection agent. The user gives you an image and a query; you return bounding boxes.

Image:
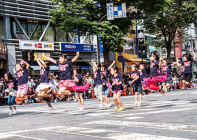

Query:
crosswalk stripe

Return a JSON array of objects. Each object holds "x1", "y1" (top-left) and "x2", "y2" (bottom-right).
[
  {"x1": 111, "y1": 106, "x2": 197, "y2": 117},
  {"x1": 87, "y1": 120, "x2": 197, "y2": 133},
  {"x1": 40, "y1": 125, "x2": 190, "y2": 140}
]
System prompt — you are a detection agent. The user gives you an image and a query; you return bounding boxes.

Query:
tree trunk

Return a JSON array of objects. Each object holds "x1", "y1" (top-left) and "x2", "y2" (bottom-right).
[
  {"x1": 166, "y1": 42, "x2": 172, "y2": 61},
  {"x1": 103, "y1": 45, "x2": 109, "y2": 66}
]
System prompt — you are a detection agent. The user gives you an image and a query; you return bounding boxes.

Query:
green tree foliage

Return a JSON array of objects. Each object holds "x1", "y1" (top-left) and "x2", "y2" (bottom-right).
[
  {"x1": 144, "y1": 0, "x2": 197, "y2": 60},
  {"x1": 50, "y1": 0, "x2": 167, "y2": 65}
]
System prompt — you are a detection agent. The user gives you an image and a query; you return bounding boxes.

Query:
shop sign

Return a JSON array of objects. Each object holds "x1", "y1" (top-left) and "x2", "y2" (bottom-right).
[
  {"x1": 33, "y1": 52, "x2": 50, "y2": 61},
  {"x1": 19, "y1": 40, "x2": 54, "y2": 51},
  {"x1": 60, "y1": 43, "x2": 94, "y2": 52}
]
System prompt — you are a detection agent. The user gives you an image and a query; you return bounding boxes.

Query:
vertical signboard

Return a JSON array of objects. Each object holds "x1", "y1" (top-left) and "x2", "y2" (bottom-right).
[
  {"x1": 122, "y1": 3, "x2": 126, "y2": 18},
  {"x1": 106, "y1": 3, "x2": 114, "y2": 20}
]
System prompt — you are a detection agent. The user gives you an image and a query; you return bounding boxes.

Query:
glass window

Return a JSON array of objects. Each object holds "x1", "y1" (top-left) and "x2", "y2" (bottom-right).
[{"x1": 0, "y1": 17, "x2": 5, "y2": 38}]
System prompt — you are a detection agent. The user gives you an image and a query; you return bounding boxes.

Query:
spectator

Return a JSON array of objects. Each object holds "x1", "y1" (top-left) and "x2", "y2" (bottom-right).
[
  {"x1": 27, "y1": 76, "x2": 34, "y2": 88},
  {"x1": 26, "y1": 88, "x2": 36, "y2": 103},
  {"x1": 0, "y1": 82, "x2": 5, "y2": 106},
  {"x1": 33, "y1": 78, "x2": 39, "y2": 91},
  {"x1": 54, "y1": 77, "x2": 60, "y2": 93},
  {"x1": 48, "y1": 77, "x2": 54, "y2": 85}
]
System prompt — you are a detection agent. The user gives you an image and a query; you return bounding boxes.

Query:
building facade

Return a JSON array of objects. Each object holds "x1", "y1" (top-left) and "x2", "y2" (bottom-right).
[{"x1": 0, "y1": 0, "x2": 98, "y2": 76}]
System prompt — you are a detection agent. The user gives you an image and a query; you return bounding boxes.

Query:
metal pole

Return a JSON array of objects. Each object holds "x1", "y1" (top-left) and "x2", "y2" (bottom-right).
[
  {"x1": 136, "y1": 25, "x2": 139, "y2": 57},
  {"x1": 97, "y1": 36, "x2": 100, "y2": 63},
  {"x1": 14, "y1": 17, "x2": 30, "y2": 40},
  {"x1": 30, "y1": 22, "x2": 40, "y2": 39},
  {"x1": 39, "y1": 21, "x2": 50, "y2": 41},
  {"x1": 141, "y1": 44, "x2": 143, "y2": 64}
]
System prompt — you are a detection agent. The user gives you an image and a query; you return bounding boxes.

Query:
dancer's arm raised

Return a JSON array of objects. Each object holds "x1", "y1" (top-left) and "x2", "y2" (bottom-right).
[
  {"x1": 43, "y1": 53, "x2": 56, "y2": 64},
  {"x1": 176, "y1": 57, "x2": 181, "y2": 66},
  {"x1": 35, "y1": 55, "x2": 42, "y2": 68},
  {"x1": 72, "y1": 51, "x2": 80, "y2": 63},
  {"x1": 190, "y1": 50, "x2": 196, "y2": 60},
  {"x1": 21, "y1": 60, "x2": 30, "y2": 69},
  {"x1": 108, "y1": 60, "x2": 115, "y2": 70},
  {"x1": 91, "y1": 60, "x2": 98, "y2": 70}
]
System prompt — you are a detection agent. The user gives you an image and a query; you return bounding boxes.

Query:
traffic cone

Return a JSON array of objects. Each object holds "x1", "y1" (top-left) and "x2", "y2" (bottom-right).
[
  {"x1": 109, "y1": 89, "x2": 112, "y2": 97},
  {"x1": 124, "y1": 87, "x2": 127, "y2": 96},
  {"x1": 130, "y1": 86, "x2": 134, "y2": 95},
  {"x1": 91, "y1": 89, "x2": 95, "y2": 98}
]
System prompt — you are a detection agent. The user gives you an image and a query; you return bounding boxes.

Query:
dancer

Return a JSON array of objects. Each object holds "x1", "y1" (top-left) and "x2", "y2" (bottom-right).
[
  {"x1": 142, "y1": 51, "x2": 167, "y2": 96},
  {"x1": 101, "y1": 60, "x2": 115, "y2": 107},
  {"x1": 161, "y1": 57, "x2": 177, "y2": 93},
  {"x1": 91, "y1": 60, "x2": 104, "y2": 108},
  {"x1": 43, "y1": 52, "x2": 79, "y2": 96},
  {"x1": 111, "y1": 66, "x2": 125, "y2": 111},
  {"x1": 139, "y1": 64, "x2": 148, "y2": 95},
  {"x1": 13, "y1": 60, "x2": 29, "y2": 99},
  {"x1": 73, "y1": 66, "x2": 86, "y2": 110},
  {"x1": 101, "y1": 73, "x2": 110, "y2": 107},
  {"x1": 4, "y1": 72, "x2": 18, "y2": 115},
  {"x1": 35, "y1": 55, "x2": 54, "y2": 110},
  {"x1": 177, "y1": 50, "x2": 196, "y2": 89},
  {"x1": 131, "y1": 64, "x2": 143, "y2": 107}
]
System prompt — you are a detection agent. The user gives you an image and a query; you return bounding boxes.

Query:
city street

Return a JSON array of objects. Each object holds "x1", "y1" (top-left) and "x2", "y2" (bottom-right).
[{"x1": 1, "y1": 89, "x2": 197, "y2": 139}]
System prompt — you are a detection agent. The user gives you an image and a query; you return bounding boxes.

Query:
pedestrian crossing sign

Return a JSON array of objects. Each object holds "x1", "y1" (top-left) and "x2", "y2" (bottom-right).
[
  {"x1": 114, "y1": 6, "x2": 122, "y2": 18},
  {"x1": 107, "y1": 3, "x2": 126, "y2": 20}
]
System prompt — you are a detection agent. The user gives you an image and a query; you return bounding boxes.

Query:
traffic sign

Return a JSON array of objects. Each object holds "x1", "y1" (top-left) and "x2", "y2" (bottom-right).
[{"x1": 117, "y1": 56, "x2": 124, "y2": 62}]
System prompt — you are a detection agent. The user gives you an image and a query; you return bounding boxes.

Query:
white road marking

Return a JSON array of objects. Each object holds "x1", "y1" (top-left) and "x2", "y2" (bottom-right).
[
  {"x1": 0, "y1": 134, "x2": 46, "y2": 140},
  {"x1": 111, "y1": 106, "x2": 197, "y2": 117},
  {"x1": 88, "y1": 120, "x2": 197, "y2": 133},
  {"x1": 41, "y1": 126, "x2": 190, "y2": 140}
]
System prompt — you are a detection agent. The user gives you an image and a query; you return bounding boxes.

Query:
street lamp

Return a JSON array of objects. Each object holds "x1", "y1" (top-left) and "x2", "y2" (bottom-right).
[{"x1": 138, "y1": 31, "x2": 145, "y2": 64}]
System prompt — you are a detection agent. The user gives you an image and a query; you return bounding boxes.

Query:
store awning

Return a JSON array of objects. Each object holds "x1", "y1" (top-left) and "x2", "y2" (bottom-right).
[{"x1": 125, "y1": 58, "x2": 148, "y2": 63}]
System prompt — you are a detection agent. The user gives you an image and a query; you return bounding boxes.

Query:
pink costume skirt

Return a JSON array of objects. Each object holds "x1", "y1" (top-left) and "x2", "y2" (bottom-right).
[
  {"x1": 59, "y1": 80, "x2": 76, "y2": 90},
  {"x1": 17, "y1": 83, "x2": 28, "y2": 95},
  {"x1": 72, "y1": 83, "x2": 89, "y2": 91},
  {"x1": 141, "y1": 72, "x2": 167, "y2": 90}
]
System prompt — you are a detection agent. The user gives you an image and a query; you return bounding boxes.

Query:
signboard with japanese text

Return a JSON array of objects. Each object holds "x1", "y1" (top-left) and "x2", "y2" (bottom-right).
[
  {"x1": 106, "y1": 3, "x2": 114, "y2": 20},
  {"x1": 19, "y1": 40, "x2": 54, "y2": 51},
  {"x1": 60, "y1": 43, "x2": 94, "y2": 52},
  {"x1": 34, "y1": 53, "x2": 50, "y2": 61}
]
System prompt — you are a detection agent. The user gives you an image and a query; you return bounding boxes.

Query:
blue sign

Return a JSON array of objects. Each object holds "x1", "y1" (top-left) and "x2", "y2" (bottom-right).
[
  {"x1": 98, "y1": 35, "x2": 103, "y2": 53},
  {"x1": 100, "y1": 53, "x2": 104, "y2": 58},
  {"x1": 60, "y1": 43, "x2": 94, "y2": 52},
  {"x1": 117, "y1": 56, "x2": 124, "y2": 62}
]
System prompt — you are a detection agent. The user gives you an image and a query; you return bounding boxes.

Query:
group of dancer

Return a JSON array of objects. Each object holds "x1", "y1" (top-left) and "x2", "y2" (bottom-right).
[{"x1": 3, "y1": 49, "x2": 196, "y2": 115}]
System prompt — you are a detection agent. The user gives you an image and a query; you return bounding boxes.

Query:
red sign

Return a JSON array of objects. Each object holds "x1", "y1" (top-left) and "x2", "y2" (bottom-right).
[{"x1": 34, "y1": 43, "x2": 42, "y2": 48}]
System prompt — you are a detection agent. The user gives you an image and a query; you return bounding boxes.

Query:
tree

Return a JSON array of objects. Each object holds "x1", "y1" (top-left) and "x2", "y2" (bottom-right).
[
  {"x1": 143, "y1": 0, "x2": 197, "y2": 60},
  {"x1": 50, "y1": 0, "x2": 167, "y2": 65}
]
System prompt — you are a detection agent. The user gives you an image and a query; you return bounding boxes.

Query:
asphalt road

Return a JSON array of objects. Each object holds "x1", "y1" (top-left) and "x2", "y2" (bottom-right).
[{"x1": 1, "y1": 88, "x2": 197, "y2": 140}]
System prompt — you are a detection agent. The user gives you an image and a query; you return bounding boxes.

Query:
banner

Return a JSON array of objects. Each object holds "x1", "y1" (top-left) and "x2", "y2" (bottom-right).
[
  {"x1": 60, "y1": 43, "x2": 94, "y2": 52},
  {"x1": 19, "y1": 40, "x2": 54, "y2": 51}
]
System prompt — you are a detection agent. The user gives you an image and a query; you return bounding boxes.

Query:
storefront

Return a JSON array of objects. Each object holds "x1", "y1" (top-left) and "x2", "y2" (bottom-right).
[{"x1": 6, "y1": 40, "x2": 96, "y2": 76}]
